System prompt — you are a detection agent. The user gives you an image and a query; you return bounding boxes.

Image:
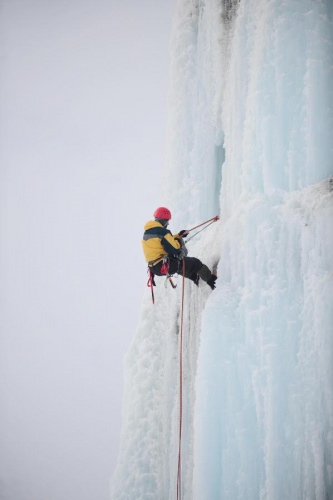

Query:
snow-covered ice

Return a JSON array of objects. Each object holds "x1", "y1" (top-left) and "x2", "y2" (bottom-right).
[{"x1": 111, "y1": 1, "x2": 333, "y2": 499}]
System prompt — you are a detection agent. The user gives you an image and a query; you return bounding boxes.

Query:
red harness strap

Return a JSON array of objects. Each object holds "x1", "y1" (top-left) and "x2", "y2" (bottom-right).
[
  {"x1": 147, "y1": 268, "x2": 155, "y2": 304},
  {"x1": 160, "y1": 260, "x2": 169, "y2": 275}
]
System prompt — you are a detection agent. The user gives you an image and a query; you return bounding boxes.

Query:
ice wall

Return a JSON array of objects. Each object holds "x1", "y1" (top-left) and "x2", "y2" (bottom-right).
[
  {"x1": 193, "y1": 1, "x2": 333, "y2": 499},
  {"x1": 111, "y1": 1, "x2": 333, "y2": 499}
]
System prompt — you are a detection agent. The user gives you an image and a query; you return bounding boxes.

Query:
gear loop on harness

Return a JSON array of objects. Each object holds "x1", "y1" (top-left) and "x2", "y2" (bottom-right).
[
  {"x1": 161, "y1": 256, "x2": 178, "y2": 289},
  {"x1": 160, "y1": 255, "x2": 170, "y2": 275}
]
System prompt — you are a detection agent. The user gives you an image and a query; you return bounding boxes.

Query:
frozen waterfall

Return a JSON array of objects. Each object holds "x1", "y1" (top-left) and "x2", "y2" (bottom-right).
[{"x1": 111, "y1": 1, "x2": 333, "y2": 499}]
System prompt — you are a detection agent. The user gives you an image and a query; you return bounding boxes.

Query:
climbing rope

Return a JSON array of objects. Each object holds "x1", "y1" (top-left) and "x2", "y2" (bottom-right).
[
  {"x1": 175, "y1": 217, "x2": 219, "y2": 497},
  {"x1": 187, "y1": 214, "x2": 220, "y2": 233},
  {"x1": 177, "y1": 258, "x2": 185, "y2": 500},
  {"x1": 185, "y1": 218, "x2": 218, "y2": 243},
  {"x1": 185, "y1": 215, "x2": 220, "y2": 244},
  {"x1": 147, "y1": 269, "x2": 155, "y2": 304}
]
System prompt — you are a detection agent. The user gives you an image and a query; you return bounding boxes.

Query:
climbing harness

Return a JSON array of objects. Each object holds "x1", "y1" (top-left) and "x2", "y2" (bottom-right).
[
  {"x1": 177, "y1": 258, "x2": 185, "y2": 500},
  {"x1": 147, "y1": 256, "x2": 177, "y2": 304}
]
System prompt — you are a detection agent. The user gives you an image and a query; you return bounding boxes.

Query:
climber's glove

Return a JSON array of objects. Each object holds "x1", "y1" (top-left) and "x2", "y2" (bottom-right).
[{"x1": 177, "y1": 247, "x2": 188, "y2": 260}]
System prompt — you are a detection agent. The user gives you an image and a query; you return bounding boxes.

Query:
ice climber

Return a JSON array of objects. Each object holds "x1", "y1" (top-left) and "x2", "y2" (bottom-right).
[{"x1": 142, "y1": 207, "x2": 217, "y2": 290}]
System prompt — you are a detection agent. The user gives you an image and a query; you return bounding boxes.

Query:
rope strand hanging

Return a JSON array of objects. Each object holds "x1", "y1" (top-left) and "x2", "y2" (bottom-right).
[
  {"x1": 177, "y1": 258, "x2": 185, "y2": 500},
  {"x1": 176, "y1": 216, "x2": 219, "y2": 498}
]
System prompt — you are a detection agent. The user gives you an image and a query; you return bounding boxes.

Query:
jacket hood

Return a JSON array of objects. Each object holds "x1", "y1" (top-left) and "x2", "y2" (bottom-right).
[{"x1": 144, "y1": 220, "x2": 163, "y2": 231}]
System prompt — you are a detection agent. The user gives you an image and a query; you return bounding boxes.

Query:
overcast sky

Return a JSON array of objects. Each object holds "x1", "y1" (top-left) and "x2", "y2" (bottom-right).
[{"x1": 0, "y1": 1, "x2": 175, "y2": 499}]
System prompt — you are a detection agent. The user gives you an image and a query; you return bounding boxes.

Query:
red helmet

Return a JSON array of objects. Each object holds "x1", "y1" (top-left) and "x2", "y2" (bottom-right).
[{"x1": 154, "y1": 207, "x2": 171, "y2": 220}]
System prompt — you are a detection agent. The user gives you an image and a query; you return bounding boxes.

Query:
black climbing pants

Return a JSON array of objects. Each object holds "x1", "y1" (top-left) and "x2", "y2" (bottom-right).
[{"x1": 150, "y1": 256, "x2": 211, "y2": 284}]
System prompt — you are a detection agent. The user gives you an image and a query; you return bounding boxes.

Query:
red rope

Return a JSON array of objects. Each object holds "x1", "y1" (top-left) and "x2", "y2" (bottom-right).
[
  {"x1": 177, "y1": 259, "x2": 185, "y2": 500},
  {"x1": 147, "y1": 269, "x2": 155, "y2": 304},
  {"x1": 187, "y1": 214, "x2": 219, "y2": 233}
]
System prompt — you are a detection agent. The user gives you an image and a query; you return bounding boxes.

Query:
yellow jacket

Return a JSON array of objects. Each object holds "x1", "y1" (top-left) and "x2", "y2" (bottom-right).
[{"x1": 142, "y1": 220, "x2": 182, "y2": 264}]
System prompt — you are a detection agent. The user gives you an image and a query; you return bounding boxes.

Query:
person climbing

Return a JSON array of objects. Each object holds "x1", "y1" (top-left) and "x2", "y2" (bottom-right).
[{"x1": 142, "y1": 207, "x2": 217, "y2": 290}]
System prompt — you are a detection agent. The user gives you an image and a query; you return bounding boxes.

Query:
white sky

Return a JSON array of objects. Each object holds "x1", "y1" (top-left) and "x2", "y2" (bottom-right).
[{"x1": 0, "y1": 1, "x2": 175, "y2": 499}]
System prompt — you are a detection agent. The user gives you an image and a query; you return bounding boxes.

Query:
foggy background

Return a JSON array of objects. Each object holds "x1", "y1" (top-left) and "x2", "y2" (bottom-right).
[{"x1": 0, "y1": 1, "x2": 175, "y2": 499}]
